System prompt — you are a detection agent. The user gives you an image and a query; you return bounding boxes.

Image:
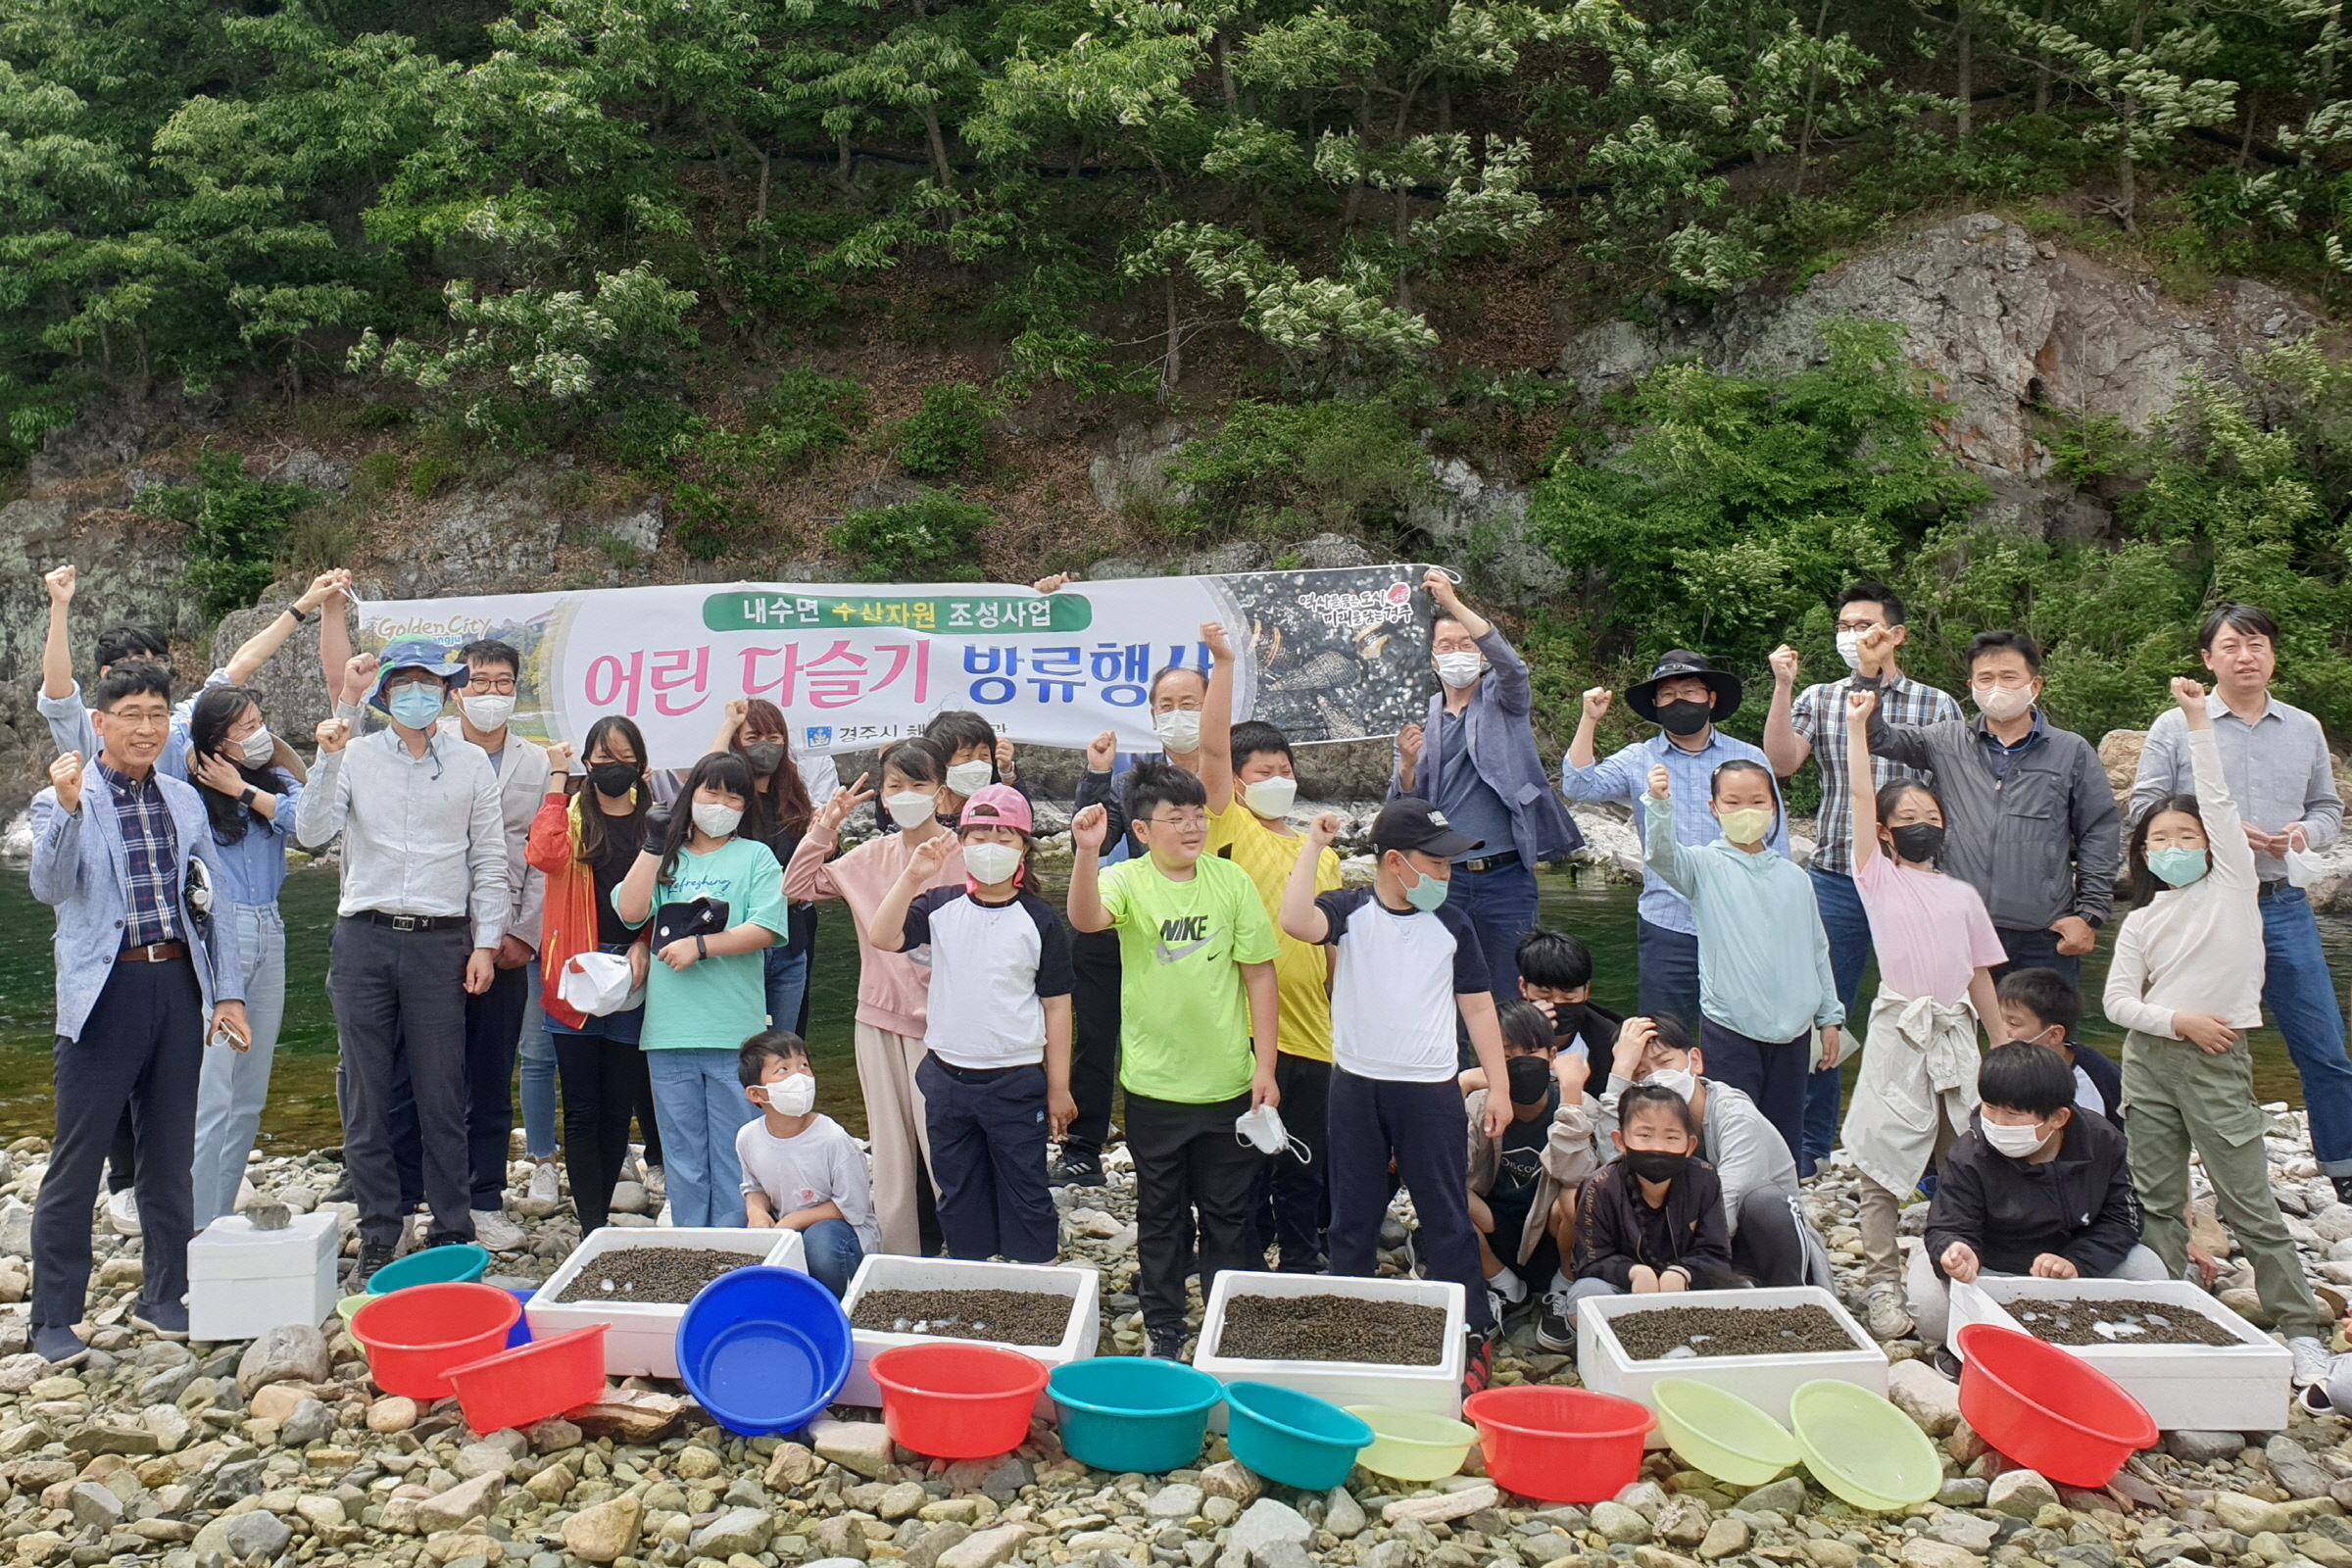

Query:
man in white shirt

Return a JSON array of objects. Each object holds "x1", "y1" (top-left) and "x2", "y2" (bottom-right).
[{"x1": 297, "y1": 640, "x2": 507, "y2": 1288}]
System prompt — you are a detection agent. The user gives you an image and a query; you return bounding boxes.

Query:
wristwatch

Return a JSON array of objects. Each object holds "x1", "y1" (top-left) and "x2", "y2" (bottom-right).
[
  {"x1": 695, "y1": 934, "x2": 709, "y2": 960},
  {"x1": 286, "y1": 600, "x2": 318, "y2": 624},
  {"x1": 240, "y1": 786, "x2": 261, "y2": 808}
]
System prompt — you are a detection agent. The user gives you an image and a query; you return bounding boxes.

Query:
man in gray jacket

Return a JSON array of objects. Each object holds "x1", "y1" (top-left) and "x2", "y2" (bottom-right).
[{"x1": 1856, "y1": 628, "x2": 2121, "y2": 982}]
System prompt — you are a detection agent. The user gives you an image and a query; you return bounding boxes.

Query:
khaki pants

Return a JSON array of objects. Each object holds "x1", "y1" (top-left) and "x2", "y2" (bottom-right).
[
  {"x1": 2124, "y1": 1029, "x2": 2327, "y2": 1334},
  {"x1": 856, "y1": 1022, "x2": 937, "y2": 1256},
  {"x1": 1857, "y1": 1110, "x2": 1958, "y2": 1291}
]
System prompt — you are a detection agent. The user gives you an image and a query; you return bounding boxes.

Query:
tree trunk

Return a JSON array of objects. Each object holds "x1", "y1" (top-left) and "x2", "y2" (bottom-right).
[
  {"x1": 1160, "y1": 272, "x2": 1181, "y2": 407},
  {"x1": 2117, "y1": 0, "x2": 2145, "y2": 229},
  {"x1": 1793, "y1": 0, "x2": 1833, "y2": 191},
  {"x1": 2237, "y1": 92, "x2": 2259, "y2": 169},
  {"x1": 1214, "y1": 31, "x2": 1235, "y2": 111},
  {"x1": 1955, "y1": 2, "x2": 1974, "y2": 140},
  {"x1": 923, "y1": 105, "x2": 954, "y2": 190},
  {"x1": 1342, "y1": 94, "x2": 1370, "y2": 225},
  {"x1": 2034, "y1": 0, "x2": 2053, "y2": 114}
]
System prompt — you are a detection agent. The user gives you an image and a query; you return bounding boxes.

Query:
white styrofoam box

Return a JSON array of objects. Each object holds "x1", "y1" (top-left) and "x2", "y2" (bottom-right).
[
  {"x1": 1578, "y1": 1285, "x2": 1887, "y2": 1433},
  {"x1": 1194, "y1": 1270, "x2": 1466, "y2": 1423},
  {"x1": 525, "y1": 1226, "x2": 807, "y2": 1379},
  {"x1": 187, "y1": 1212, "x2": 341, "y2": 1342},
  {"x1": 1947, "y1": 1276, "x2": 2290, "y2": 1432},
  {"x1": 837, "y1": 1254, "x2": 1101, "y2": 1414}
]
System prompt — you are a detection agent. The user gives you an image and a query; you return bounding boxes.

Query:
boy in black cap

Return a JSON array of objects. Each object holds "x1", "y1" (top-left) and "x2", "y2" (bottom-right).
[{"x1": 1283, "y1": 798, "x2": 1512, "y2": 1388}]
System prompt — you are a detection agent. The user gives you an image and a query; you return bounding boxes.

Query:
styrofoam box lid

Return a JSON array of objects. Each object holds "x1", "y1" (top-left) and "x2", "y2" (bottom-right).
[{"x1": 187, "y1": 1212, "x2": 339, "y2": 1280}]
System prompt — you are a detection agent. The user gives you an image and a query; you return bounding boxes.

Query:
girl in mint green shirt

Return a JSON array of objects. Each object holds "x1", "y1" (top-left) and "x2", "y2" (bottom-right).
[{"x1": 617, "y1": 752, "x2": 787, "y2": 1225}]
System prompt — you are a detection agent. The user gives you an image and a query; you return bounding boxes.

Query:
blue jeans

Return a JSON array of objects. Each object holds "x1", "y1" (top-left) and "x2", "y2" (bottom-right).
[
  {"x1": 1992, "y1": 924, "x2": 2079, "y2": 988},
  {"x1": 191, "y1": 904, "x2": 286, "y2": 1231},
  {"x1": 800, "y1": 1216, "x2": 865, "y2": 1298},
  {"x1": 764, "y1": 946, "x2": 810, "y2": 1036},
  {"x1": 1448, "y1": 857, "x2": 1540, "y2": 1007},
  {"x1": 518, "y1": 961, "x2": 558, "y2": 1160},
  {"x1": 645, "y1": 1049, "x2": 760, "y2": 1226},
  {"x1": 2262, "y1": 887, "x2": 2352, "y2": 1176},
  {"x1": 1803, "y1": 868, "x2": 1873, "y2": 1175},
  {"x1": 1637, "y1": 918, "x2": 1701, "y2": 1036}
]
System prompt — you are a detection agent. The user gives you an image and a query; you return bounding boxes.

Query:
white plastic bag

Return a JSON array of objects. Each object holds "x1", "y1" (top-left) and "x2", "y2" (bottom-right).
[{"x1": 559, "y1": 950, "x2": 645, "y2": 1016}]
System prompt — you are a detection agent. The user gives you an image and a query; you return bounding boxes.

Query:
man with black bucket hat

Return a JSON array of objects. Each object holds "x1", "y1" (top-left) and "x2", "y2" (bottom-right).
[{"x1": 1563, "y1": 651, "x2": 1785, "y2": 1033}]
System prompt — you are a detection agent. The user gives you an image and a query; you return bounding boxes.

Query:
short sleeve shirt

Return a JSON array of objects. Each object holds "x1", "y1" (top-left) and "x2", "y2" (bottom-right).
[
  {"x1": 635, "y1": 837, "x2": 789, "y2": 1051},
  {"x1": 1852, "y1": 852, "x2": 2006, "y2": 1005},
  {"x1": 900, "y1": 885, "x2": 1075, "y2": 1069},
  {"x1": 1314, "y1": 887, "x2": 1492, "y2": 1083},
  {"x1": 734, "y1": 1113, "x2": 880, "y2": 1251},
  {"x1": 1206, "y1": 803, "x2": 1342, "y2": 1062},
  {"x1": 1099, "y1": 856, "x2": 1281, "y2": 1103}
]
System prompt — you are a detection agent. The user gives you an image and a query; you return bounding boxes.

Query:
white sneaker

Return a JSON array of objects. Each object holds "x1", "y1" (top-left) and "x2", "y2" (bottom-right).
[
  {"x1": 528, "y1": 1161, "x2": 562, "y2": 1205},
  {"x1": 1864, "y1": 1283, "x2": 1915, "y2": 1342},
  {"x1": 655, "y1": 1200, "x2": 674, "y2": 1227},
  {"x1": 2291, "y1": 1335, "x2": 2331, "y2": 1387},
  {"x1": 643, "y1": 1164, "x2": 666, "y2": 1202},
  {"x1": 471, "y1": 1209, "x2": 527, "y2": 1252},
  {"x1": 105, "y1": 1189, "x2": 140, "y2": 1237}
]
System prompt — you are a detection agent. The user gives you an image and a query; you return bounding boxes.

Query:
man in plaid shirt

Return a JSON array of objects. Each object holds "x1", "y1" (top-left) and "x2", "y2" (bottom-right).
[{"x1": 1764, "y1": 583, "x2": 1962, "y2": 1175}]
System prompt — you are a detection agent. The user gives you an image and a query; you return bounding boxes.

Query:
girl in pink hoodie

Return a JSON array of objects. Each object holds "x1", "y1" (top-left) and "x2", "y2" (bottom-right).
[{"x1": 785, "y1": 736, "x2": 964, "y2": 1253}]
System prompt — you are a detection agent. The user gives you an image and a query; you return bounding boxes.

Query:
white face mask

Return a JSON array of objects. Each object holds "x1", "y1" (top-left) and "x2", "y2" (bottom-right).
[
  {"x1": 238, "y1": 727, "x2": 275, "y2": 767},
  {"x1": 1642, "y1": 1068, "x2": 1697, "y2": 1104},
  {"x1": 1153, "y1": 710, "x2": 1202, "y2": 754},
  {"x1": 1242, "y1": 776, "x2": 1298, "y2": 819},
  {"x1": 1980, "y1": 1117, "x2": 2050, "y2": 1158},
  {"x1": 460, "y1": 692, "x2": 515, "y2": 731},
  {"x1": 944, "y1": 759, "x2": 995, "y2": 797},
  {"x1": 1972, "y1": 684, "x2": 2034, "y2": 723},
  {"x1": 761, "y1": 1073, "x2": 816, "y2": 1116},
  {"x1": 1435, "y1": 651, "x2": 1485, "y2": 688},
  {"x1": 692, "y1": 801, "x2": 743, "y2": 838},
  {"x1": 1235, "y1": 1102, "x2": 1310, "y2": 1161},
  {"x1": 1835, "y1": 629, "x2": 1865, "y2": 671},
  {"x1": 886, "y1": 790, "x2": 939, "y2": 828},
  {"x1": 961, "y1": 840, "x2": 1022, "y2": 886}
]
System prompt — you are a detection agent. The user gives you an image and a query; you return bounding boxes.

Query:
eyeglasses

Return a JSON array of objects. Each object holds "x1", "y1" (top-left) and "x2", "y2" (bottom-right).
[
  {"x1": 102, "y1": 709, "x2": 172, "y2": 729},
  {"x1": 467, "y1": 675, "x2": 518, "y2": 695},
  {"x1": 1144, "y1": 810, "x2": 1207, "y2": 830}
]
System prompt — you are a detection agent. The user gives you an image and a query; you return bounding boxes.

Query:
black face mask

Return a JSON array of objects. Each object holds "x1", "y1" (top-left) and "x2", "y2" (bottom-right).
[
  {"x1": 1505, "y1": 1054, "x2": 1554, "y2": 1106},
  {"x1": 588, "y1": 761, "x2": 642, "y2": 799},
  {"x1": 1655, "y1": 699, "x2": 1713, "y2": 737},
  {"x1": 1888, "y1": 822, "x2": 1945, "y2": 863},
  {"x1": 1622, "y1": 1149, "x2": 1689, "y2": 1184},
  {"x1": 744, "y1": 742, "x2": 787, "y2": 777}
]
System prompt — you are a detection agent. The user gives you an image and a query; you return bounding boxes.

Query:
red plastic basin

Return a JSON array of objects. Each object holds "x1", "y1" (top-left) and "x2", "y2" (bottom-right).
[
  {"x1": 869, "y1": 1343, "x2": 1048, "y2": 1460},
  {"x1": 446, "y1": 1325, "x2": 610, "y2": 1435},
  {"x1": 1463, "y1": 1386, "x2": 1654, "y2": 1503},
  {"x1": 1954, "y1": 1322, "x2": 2158, "y2": 1487},
  {"x1": 352, "y1": 1282, "x2": 521, "y2": 1400}
]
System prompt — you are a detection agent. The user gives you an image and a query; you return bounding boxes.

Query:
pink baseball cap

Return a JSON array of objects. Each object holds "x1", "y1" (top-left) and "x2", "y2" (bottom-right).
[{"x1": 958, "y1": 784, "x2": 1033, "y2": 834}]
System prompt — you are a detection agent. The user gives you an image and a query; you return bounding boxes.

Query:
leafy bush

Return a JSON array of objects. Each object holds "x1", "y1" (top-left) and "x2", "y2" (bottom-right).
[
  {"x1": 1162, "y1": 398, "x2": 1433, "y2": 538},
  {"x1": 740, "y1": 368, "x2": 864, "y2": 471},
  {"x1": 893, "y1": 383, "x2": 996, "y2": 477},
  {"x1": 137, "y1": 448, "x2": 316, "y2": 618},
  {"x1": 672, "y1": 477, "x2": 759, "y2": 562},
  {"x1": 833, "y1": 488, "x2": 994, "y2": 580}
]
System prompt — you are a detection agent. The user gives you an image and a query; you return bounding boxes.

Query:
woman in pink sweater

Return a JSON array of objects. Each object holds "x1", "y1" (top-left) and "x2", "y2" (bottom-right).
[{"x1": 785, "y1": 736, "x2": 964, "y2": 1253}]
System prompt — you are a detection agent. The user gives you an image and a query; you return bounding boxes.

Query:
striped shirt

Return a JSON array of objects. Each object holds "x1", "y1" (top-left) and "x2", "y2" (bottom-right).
[
  {"x1": 96, "y1": 758, "x2": 181, "y2": 948},
  {"x1": 1788, "y1": 671, "x2": 1964, "y2": 875}
]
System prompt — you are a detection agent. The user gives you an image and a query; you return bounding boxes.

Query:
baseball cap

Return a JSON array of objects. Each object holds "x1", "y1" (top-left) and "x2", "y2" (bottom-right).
[
  {"x1": 958, "y1": 783, "x2": 1034, "y2": 834},
  {"x1": 1371, "y1": 797, "x2": 1482, "y2": 858}
]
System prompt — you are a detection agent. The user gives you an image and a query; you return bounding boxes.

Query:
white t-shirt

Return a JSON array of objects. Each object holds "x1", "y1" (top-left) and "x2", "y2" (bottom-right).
[
  {"x1": 1313, "y1": 888, "x2": 1493, "y2": 1084},
  {"x1": 734, "y1": 1113, "x2": 879, "y2": 1251},
  {"x1": 899, "y1": 886, "x2": 1075, "y2": 1069}
]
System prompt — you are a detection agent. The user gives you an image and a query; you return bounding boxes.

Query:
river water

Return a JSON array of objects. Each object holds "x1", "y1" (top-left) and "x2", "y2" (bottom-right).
[{"x1": 0, "y1": 865, "x2": 2334, "y2": 1148}]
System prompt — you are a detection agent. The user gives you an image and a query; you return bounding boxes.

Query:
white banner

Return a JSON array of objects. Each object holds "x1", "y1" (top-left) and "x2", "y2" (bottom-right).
[{"x1": 356, "y1": 564, "x2": 1439, "y2": 770}]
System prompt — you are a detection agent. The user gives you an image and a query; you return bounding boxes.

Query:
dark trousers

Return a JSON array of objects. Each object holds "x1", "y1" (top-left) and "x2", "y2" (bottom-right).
[
  {"x1": 1447, "y1": 856, "x2": 1540, "y2": 1011},
  {"x1": 1698, "y1": 1017, "x2": 1810, "y2": 1165},
  {"x1": 330, "y1": 918, "x2": 474, "y2": 1249},
  {"x1": 554, "y1": 1029, "x2": 653, "y2": 1233},
  {"x1": 918, "y1": 1056, "x2": 1057, "y2": 1264},
  {"x1": 107, "y1": 1112, "x2": 135, "y2": 1196},
  {"x1": 1066, "y1": 929, "x2": 1122, "y2": 1159},
  {"x1": 463, "y1": 964, "x2": 530, "y2": 1209},
  {"x1": 1637, "y1": 919, "x2": 1702, "y2": 1036},
  {"x1": 1253, "y1": 1054, "x2": 1330, "y2": 1271},
  {"x1": 1803, "y1": 867, "x2": 1874, "y2": 1175},
  {"x1": 1992, "y1": 925, "x2": 2080, "y2": 988},
  {"x1": 1731, "y1": 1185, "x2": 1806, "y2": 1287},
  {"x1": 35, "y1": 958, "x2": 202, "y2": 1329},
  {"x1": 1327, "y1": 1069, "x2": 1495, "y2": 1333},
  {"x1": 1127, "y1": 1091, "x2": 1262, "y2": 1337}
]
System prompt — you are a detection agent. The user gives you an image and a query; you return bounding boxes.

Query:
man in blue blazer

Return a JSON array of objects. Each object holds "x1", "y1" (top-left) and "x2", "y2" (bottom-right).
[{"x1": 27, "y1": 663, "x2": 246, "y2": 1361}]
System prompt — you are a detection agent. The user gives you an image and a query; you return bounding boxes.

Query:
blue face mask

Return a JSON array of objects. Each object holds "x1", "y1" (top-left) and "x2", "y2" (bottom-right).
[
  {"x1": 1400, "y1": 859, "x2": 1450, "y2": 912},
  {"x1": 387, "y1": 682, "x2": 446, "y2": 730},
  {"x1": 2146, "y1": 846, "x2": 2209, "y2": 888}
]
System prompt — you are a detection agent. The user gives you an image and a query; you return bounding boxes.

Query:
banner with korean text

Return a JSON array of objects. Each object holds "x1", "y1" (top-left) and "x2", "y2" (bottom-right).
[{"x1": 355, "y1": 564, "x2": 1438, "y2": 769}]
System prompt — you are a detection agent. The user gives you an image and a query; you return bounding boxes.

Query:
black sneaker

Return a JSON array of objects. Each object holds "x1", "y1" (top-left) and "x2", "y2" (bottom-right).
[
  {"x1": 30, "y1": 1326, "x2": 87, "y2": 1366},
  {"x1": 1930, "y1": 1346, "x2": 1964, "y2": 1380},
  {"x1": 1051, "y1": 1152, "x2": 1105, "y2": 1187},
  {"x1": 1535, "y1": 1286, "x2": 1575, "y2": 1352},
  {"x1": 2334, "y1": 1175, "x2": 2352, "y2": 1208},
  {"x1": 423, "y1": 1228, "x2": 472, "y2": 1250},
  {"x1": 131, "y1": 1298, "x2": 188, "y2": 1341},
  {"x1": 1461, "y1": 1329, "x2": 1494, "y2": 1400},
  {"x1": 1145, "y1": 1327, "x2": 1187, "y2": 1362},
  {"x1": 321, "y1": 1175, "x2": 354, "y2": 1203},
  {"x1": 350, "y1": 1242, "x2": 397, "y2": 1291}
]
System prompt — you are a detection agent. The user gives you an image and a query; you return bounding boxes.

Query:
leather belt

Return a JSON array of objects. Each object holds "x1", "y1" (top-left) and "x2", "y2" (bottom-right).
[
  {"x1": 352, "y1": 910, "x2": 470, "y2": 932},
  {"x1": 118, "y1": 942, "x2": 187, "y2": 963},
  {"x1": 1458, "y1": 851, "x2": 1521, "y2": 874}
]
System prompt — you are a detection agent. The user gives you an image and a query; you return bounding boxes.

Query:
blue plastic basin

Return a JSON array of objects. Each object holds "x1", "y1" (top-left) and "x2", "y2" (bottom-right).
[
  {"x1": 504, "y1": 1288, "x2": 535, "y2": 1349},
  {"x1": 1221, "y1": 1381, "x2": 1372, "y2": 1491},
  {"x1": 1049, "y1": 1357, "x2": 1224, "y2": 1473},
  {"x1": 676, "y1": 1266, "x2": 853, "y2": 1437}
]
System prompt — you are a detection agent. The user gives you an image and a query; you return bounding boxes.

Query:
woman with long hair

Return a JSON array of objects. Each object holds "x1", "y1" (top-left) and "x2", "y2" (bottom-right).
[
  {"x1": 185, "y1": 687, "x2": 302, "y2": 1230},
  {"x1": 713, "y1": 698, "x2": 818, "y2": 1033},
  {"x1": 529, "y1": 715, "x2": 662, "y2": 1233},
  {"x1": 615, "y1": 750, "x2": 788, "y2": 1226}
]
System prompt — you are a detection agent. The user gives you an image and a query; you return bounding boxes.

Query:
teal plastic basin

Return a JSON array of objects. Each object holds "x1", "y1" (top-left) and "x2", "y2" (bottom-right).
[
  {"x1": 1049, "y1": 1357, "x2": 1224, "y2": 1473},
  {"x1": 366, "y1": 1244, "x2": 489, "y2": 1294},
  {"x1": 1221, "y1": 1381, "x2": 1372, "y2": 1491}
]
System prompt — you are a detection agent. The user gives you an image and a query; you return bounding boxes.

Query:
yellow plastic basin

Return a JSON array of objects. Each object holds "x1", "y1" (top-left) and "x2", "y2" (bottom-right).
[
  {"x1": 336, "y1": 1294, "x2": 376, "y2": 1325},
  {"x1": 1788, "y1": 1379, "x2": 1943, "y2": 1511},
  {"x1": 1343, "y1": 1405, "x2": 1480, "y2": 1484},
  {"x1": 1650, "y1": 1377, "x2": 1797, "y2": 1487}
]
